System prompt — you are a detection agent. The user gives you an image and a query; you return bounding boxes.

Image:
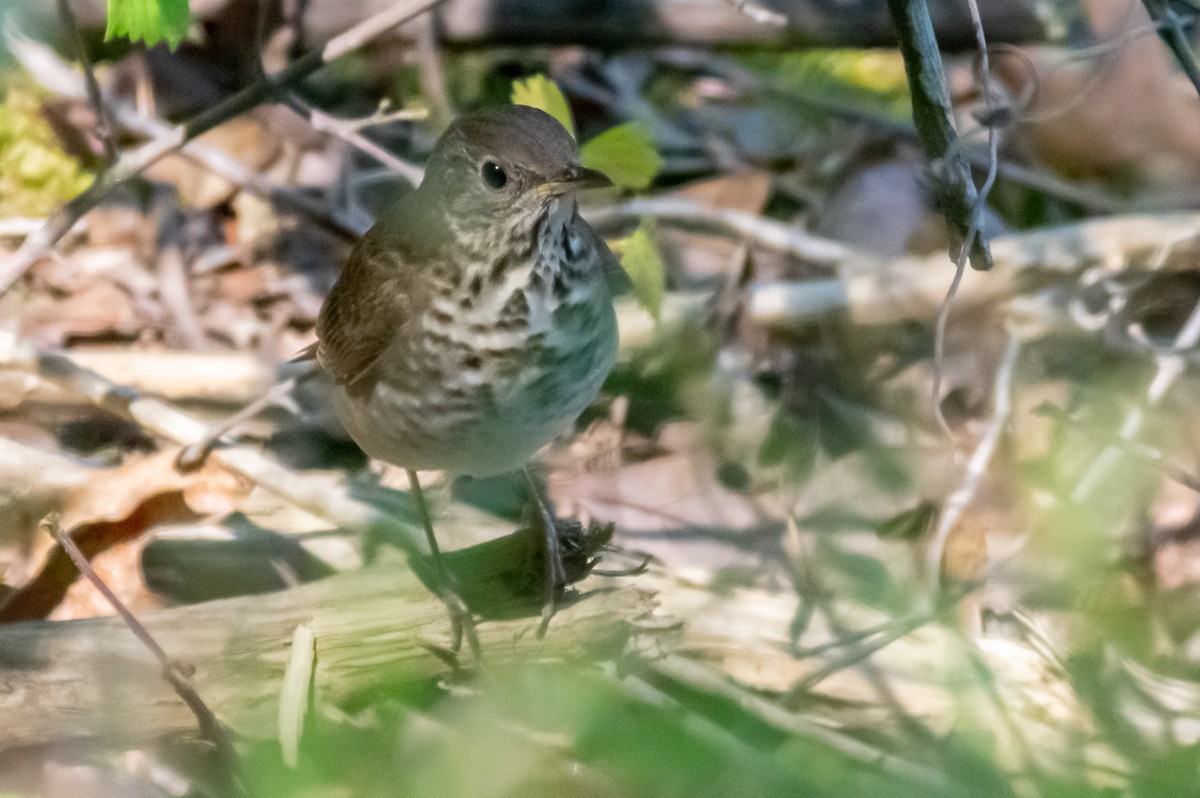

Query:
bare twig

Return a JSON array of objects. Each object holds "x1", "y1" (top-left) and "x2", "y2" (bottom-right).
[
  {"x1": 0, "y1": 0, "x2": 446, "y2": 296},
  {"x1": 0, "y1": 217, "x2": 57, "y2": 237},
  {"x1": 1072, "y1": 290, "x2": 1200, "y2": 503},
  {"x1": 175, "y1": 374, "x2": 305, "y2": 471},
  {"x1": 1142, "y1": 0, "x2": 1200, "y2": 99},
  {"x1": 413, "y1": 10, "x2": 453, "y2": 127},
  {"x1": 42, "y1": 515, "x2": 241, "y2": 786},
  {"x1": 53, "y1": 2, "x2": 116, "y2": 163},
  {"x1": 927, "y1": 333, "x2": 1021, "y2": 589},
  {"x1": 931, "y1": 0, "x2": 1002, "y2": 436},
  {"x1": 885, "y1": 0, "x2": 991, "y2": 271},
  {"x1": 297, "y1": 101, "x2": 426, "y2": 184},
  {"x1": 154, "y1": 201, "x2": 210, "y2": 351},
  {"x1": 647, "y1": 655, "x2": 954, "y2": 791},
  {"x1": 586, "y1": 197, "x2": 851, "y2": 265},
  {"x1": 55, "y1": 0, "x2": 117, "y2": 163},
  {"x1": 0, "y1": 332, "x2": 421, "y2": 556},
  {"x1": 9, "y1": 31, "x2": 365, "y2": 241}
]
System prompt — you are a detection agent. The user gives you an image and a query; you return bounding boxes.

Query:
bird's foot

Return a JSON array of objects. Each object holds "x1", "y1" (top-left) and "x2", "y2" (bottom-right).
[
  {"x1": 437, "y1": 579, "x2": 481, "y2": 663},
  {"x1": 530, "y1": 499, "x2": 568, "y2": 638}
]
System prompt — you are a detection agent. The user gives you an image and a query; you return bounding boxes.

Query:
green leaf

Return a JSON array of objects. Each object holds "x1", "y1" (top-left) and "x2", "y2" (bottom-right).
[
  {"x1": 616, "y1": 221, "x2": 665, "y2": 322},
  {"x1": 580, "y1": 123, "x2": 661, "y2": 190},
  {"x1": 105, "y1": 0, "x2": 190, "y2": 48},
  {"x1": 758, "y1": 407, "x2": 819, "y2": 484},
  {"x1": 510, "y1": 75, "x2": 575, "y2": 138},
  {"x1": 876, "y1": 502, "x2": 936, "y2": 541}
]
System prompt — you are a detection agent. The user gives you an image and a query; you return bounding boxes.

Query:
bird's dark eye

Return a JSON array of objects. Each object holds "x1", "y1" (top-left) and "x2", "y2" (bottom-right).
[{"x1": 481, "y1": 160, "x2": 507, "y2": 189}]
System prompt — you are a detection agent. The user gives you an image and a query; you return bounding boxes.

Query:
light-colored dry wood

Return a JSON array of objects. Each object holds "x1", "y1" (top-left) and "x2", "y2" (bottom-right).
[
  {"x1": 0, "y1": 540, "x2": 655, "y2": 752},
  {"x1": 2, "y1": 349, "x2": 275, "y2": 405}
]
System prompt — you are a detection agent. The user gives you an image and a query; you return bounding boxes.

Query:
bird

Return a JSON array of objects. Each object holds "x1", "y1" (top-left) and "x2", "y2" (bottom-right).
[{"x1": 309, "y1": 105, "x2": 621, "y2": 652}]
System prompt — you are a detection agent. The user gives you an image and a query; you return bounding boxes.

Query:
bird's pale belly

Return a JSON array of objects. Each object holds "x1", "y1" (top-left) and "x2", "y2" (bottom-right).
[{"x1": 332, "y1": 297, "x2": 618, "y2": 477}]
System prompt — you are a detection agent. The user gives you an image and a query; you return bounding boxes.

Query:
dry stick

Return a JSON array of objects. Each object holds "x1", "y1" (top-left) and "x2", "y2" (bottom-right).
[
  {"x1": 43, "y1": 515, "x2": 242, "y2": 788},
  {"x1": 886, "y1": 0, "x2": 991, "y2": 272},
  {"x1": 175, "y1": 374, "x2": 305, "y2": 471},
  {"x1": 298, "y1": 102, "x2": 427, "y2": 184},
  {"x1": 586, "y1": 197, "x2": 851, "y2": 265},
  {"x1": 7, "y1": 31, "x2": 364, "y2": 241},
  {"x1": 788, "y1": 519, "x2": 935, "y2": 745},
  {"x1": 55, "y1": 0, "x2": 117, "y2": 163},
  {"x1": 413, "y1": 10, "x2": 454, "y2": 128},
  {"x1": 119, "y1": 105, "x2": 366, "y2": 240},
  {"x1": 1141, "y1": 0, "x2": 1200, "y2": 99},
  {"x1": 0, "y1": 218, "x2": 54, "y2": 237},
  {"x1": 1072, "y1": 290, "x2": 1200, "y2": 504},
  {"x1": 154, "y1": 200, "x2": 210, "y2": 351},
  {"x1": 0, "y1": 0, "x2": 446, "y2": 295},
  {"x1": 0, "y1": 336, "x2": 423, "y2": 555},
  {"x1": 931, "y1": 0, "x2": 1002, "y2": 439},
  {"x1": 648, "y1": 655, "x2": 954, "y2": 792},
  {"x1": 927, "y1": 333, "x2": 1021, "y2": 590}
]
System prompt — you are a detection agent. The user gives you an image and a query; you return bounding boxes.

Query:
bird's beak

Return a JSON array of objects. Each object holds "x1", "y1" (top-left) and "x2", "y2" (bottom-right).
[{"x1": 537, "y1": 165, "x2": 613, "y2": 197}]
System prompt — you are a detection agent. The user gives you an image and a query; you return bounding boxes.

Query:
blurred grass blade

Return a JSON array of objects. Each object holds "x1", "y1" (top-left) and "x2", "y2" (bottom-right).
[{"x1": 279, "y1": 621, "x2": 316, "y2": 769}]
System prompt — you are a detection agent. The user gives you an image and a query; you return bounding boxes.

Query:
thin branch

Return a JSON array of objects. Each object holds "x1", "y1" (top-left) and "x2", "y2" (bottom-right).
[
  {"x1": 43, "y1": 515, "x2": 242, "y2": 787},
  {"x1": 55, "y1": 0, "x2": 117, "y2": 163},
  {"x1": 0, "y1": 332, "x2": 423, "y2": 557},
  {"x1": 1072, "y1": 290, "x2": 1200, "y2": 503},
  {"x1": 885, "y1": 0, "x2": 991, "y2": 271},
  {"x1": 413, "y1": 10, "x2": 453, "y2": 127},
  {"x1": 931, "y1": 0, "x2": 1002, "y2": 436},
  {"x1": 297, "y1": 101, "x2": 427, "y2": 184},
  {"x1": 586, "y1": 197, "x2": 851, "y2": 265},
  {"x1": 928, "y1": 333, "x2": 1021, "y2": 589},
  {"x1": 154, "y1": 200, "x2": 210, "y2": 351},
  {"x1": 648, "y1": 655, "x2": 954, "y2": 791},
  {"x1": 10, "y1": 31, "x2": 366, "y2": 241},
  {"x1": 0, "y1": 0, "x2": 446, "y2": 295},
  {"x1": 1142, "y1": 0, "x2": 1200, "y2": 99}
]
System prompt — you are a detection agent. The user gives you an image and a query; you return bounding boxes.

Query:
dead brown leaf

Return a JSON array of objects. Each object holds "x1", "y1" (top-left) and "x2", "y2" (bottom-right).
[
  {"x1": 19, "y1": 280, "x2": 143, "y2": 345},
  {"x1": 0, "y1": 450, "x2": 252, "y2": 622}
]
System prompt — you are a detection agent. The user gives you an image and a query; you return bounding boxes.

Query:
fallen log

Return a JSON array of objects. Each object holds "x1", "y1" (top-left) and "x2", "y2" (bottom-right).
[{"x1": 0, "y1": 526, "x2": 655, "y2": 753}]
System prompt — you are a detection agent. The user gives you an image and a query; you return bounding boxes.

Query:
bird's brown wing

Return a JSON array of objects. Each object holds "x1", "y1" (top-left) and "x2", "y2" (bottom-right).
[{"x1": 313, "y1": 231, "x2": 424, "y2": 393}]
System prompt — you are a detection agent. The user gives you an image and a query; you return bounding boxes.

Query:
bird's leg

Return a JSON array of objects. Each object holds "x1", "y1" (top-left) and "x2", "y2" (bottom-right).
[
  {"x1": 523, "y1": 467, "x2": 567, "y2": 637},
  {"x1": 406, "y1": 469, "x2": 480, "y2": 660}
]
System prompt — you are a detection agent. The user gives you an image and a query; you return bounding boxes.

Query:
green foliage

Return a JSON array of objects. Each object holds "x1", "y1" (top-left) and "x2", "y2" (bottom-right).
[
  {"x1": 615, "y1": 220, "x2": 665, "y2": 322},
  {"x1": 581, "y1": 122, "x2": 662, "y2": 190},
  {"x1": 759, "y1": 407, "x2": 819, "y2": 484},
  {"x1": 0, "y1": 86, "x2": 92, "y2": 216},
  {"x1": 510, "y1": 74, "x2": 575, "y2": 137},
  {"x1": 105, "y1": 0, "x2": 190, "y2": 48},
  {"x1": 508, "y1": 74, "x2": 664, "y2": 319},
  {"x1": 876, "y1": 502, "x2": 937, "y2": 541},
  {"x1": 767, "y1": 49, "x2": 912, "y2": 121},
  {"x1": 510, "y1": 74, "x2": 661, "y2": 190},
  {"x1": 238, "y1": 661, "x2": 829, "y2": 797}
]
